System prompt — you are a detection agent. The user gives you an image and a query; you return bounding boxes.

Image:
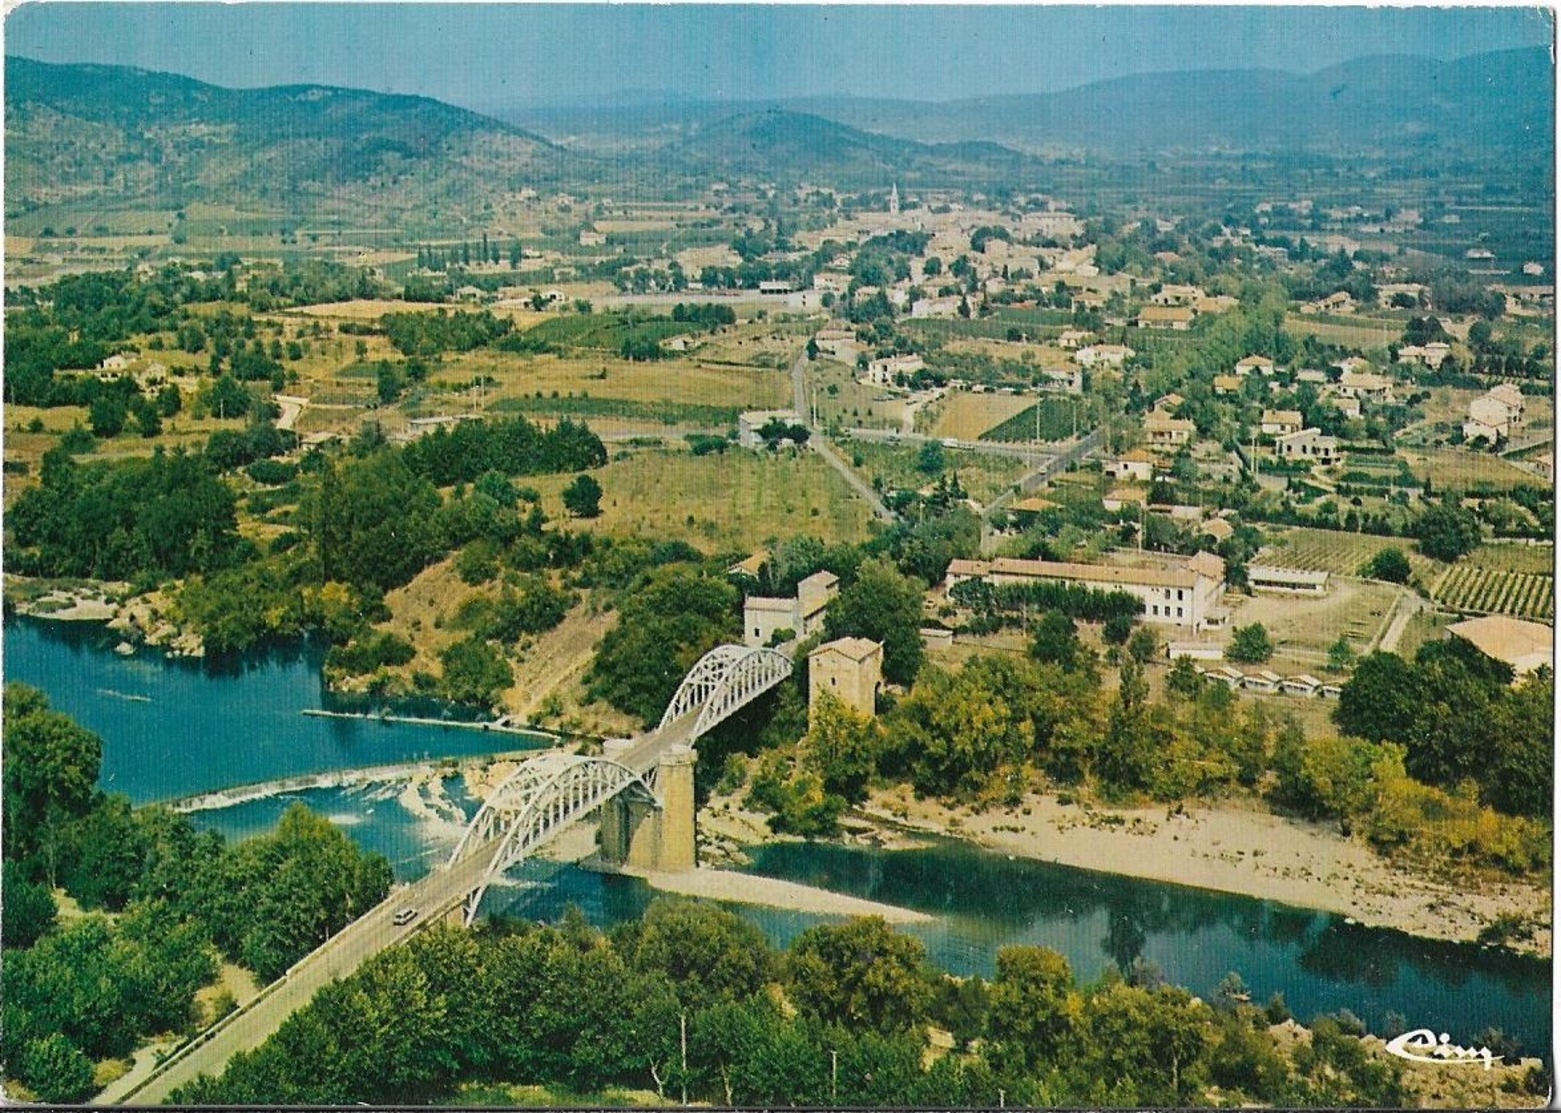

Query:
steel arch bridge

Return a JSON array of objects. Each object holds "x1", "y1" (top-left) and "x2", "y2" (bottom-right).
[
  {"x1": 449, "y1": 751, "x2": 657, "y2": 924},
  {"x1": 658, "y1": 644, "x2": 792, "y2": 740}
]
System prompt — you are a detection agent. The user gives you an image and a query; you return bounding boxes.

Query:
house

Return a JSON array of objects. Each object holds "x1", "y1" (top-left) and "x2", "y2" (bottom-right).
[
  {"x1": 1296, "y1": 368, "x2": 1330, "y2": 384},
  {"x1": 812, "y1": 271, "x2": 852, "y2": 294},
  {"x1": 1464, "y1": 385, "x2": 1525, "y2": 442},
  {"x1": 814, "y1": 327, "x2": 858, "y2": 362},
  {"x1": 1101, "y1": 486, "x2": 1148, "y2": 512},
  {"x1": 1194, "y1": 294, "x2": 1239, "y2": 315},
  {"x1": 1135, "y1": 305, "x2": 1196, "y2": 330},
  {"x1": 808, "y1": 638, "x2": 884, "y2": 718},
  {"x1": 99, "y1": 353, "x2": 132, "y2": 373},
  {"x1": 1153, "y1": 392, "x2": 1185, "y2": 413},
  {"x1": 1150, "y1": 284, "x2": 1202, "y2": 306},
  {"x1": 910, "y1": 296, "x2": 961, "y2": 319},
  {"x1": 1323, "y1": 394, "x2": 1361, "y2": 421},
  {"x1": 758, "y1": 279, "x2": 795, "y2": 295},
  {"x1": 578, "y1": 228, "x2": 607, "y2": 247},
  {"x1": 1273, "y1": 428, "x2": 1340, "y2": 464},
  {"x1": 1242, "y1": 670, "x2": 1283, "y2": 694},
  {"x1": 1333, "y1": 356, "x2": 1373, "y2": 377},
  {"x1": 1212, "y1": 375, "x2": 1246, "y2": 396},
  {"x1": 864, "y1": 354, "x2": 924, "y2": 386},
  {"x1": 743, "y1": 571, "x2": 839, "y2": 648},
  {"x1": 1235, "y1": 355, "x2": 1278, "y2": 377},
  {"x1": 1074, "y1": 343, "x2": 1135, "y2": 368},
  {"x1": 1260, "y1": 410, "x2": 1303, "y2": 437},
  {"x1": 1446, "y1": 616, "x2": 1553, "y2": 677},
  {"x1": 1397, "y1": 342, "x2": 1451, "y2": 369},
  {"x1": 1248, "y1": 565, "x2": 1330, "y2": 595},
  {"x1": 1037, "y1": 365, "x2": 1083, "y2": 393},
  {"x1": 1336, "y1": 369, "x2": 1395, "y2": 404},
  {"x1": 945, "y1": 550, "x2": 1227, "y2": 631},
  {"x1": 1522, "y1": 261, "x2": 1545, "y2": 277},
  {"x1": 738, "y1": 409, "x2": 803, "y2": 448},
  {"x1": 1307, "y1": 291, "x2": 1356, "y2": 314},
  {"x1": 1281, "y1": 674, "x2": 1323, "y2": 696},
  {"x1": 1377, "y1": 283, "x2": 1428, "y2": 309},
  {"x1": 1057, "y1": 329, "x2": 1095, "y2": 350},
  {"x1": 1144, "y1": 411, "x2": 1195, "y2": 448},
  {"x1": 1108, "y1": 449, "x2": 1157, "y2": 483},
  {"x1": 1201, "y1": 518, "x2": 1235, "y2": 545},
  {"x1": 1167, "y1": 642, "x2": 1224, "y2": 661}
]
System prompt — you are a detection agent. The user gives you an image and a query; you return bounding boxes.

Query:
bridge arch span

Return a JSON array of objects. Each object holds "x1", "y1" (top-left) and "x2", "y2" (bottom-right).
[
  {"x1": 449, "y1": 752, "x2": 657, "y2": 924},
  {"x1": 658, "y1": 644, "x2": 792, "y2": 741}
]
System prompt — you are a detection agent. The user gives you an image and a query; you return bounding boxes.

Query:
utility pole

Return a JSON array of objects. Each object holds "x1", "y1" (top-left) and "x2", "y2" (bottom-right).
[
  {"x1": 680, "y1": 1012, "x2": 688, "y2": 1105},
  {"x1": 830, "y1": 1049, "x2": 838, "y2": 1102}
]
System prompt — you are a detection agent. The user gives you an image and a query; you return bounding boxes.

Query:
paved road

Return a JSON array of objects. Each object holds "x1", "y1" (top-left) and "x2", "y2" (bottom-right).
[
  {"x1": 112, "y1": 713, "x2": 709, "y2": 1105},
  {"x1": 111, "y1": 835, "x2": 505, "y2": 1105},
  {"x1": 841, "y1": 425, "x2": 1059, "y2": 462},
  {"x1": 789, "y1": 349, "x2": 895, "y2": 522}
]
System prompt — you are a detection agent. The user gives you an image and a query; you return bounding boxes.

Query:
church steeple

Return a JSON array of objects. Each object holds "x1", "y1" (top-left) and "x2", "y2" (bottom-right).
[{"x1": 888, "y1": 183, "x2": 900, "y2": 215}]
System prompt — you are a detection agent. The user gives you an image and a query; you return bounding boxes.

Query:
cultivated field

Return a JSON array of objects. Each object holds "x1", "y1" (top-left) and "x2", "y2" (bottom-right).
[
  {"x1": 810, "y1": 362, "x2": 911, "y2": 432},
  {"x1": 524, "y1": 446, "x2": 876, "y2": 552},
  {"x1": 918, "y1": 390, "x2": 1033, "y2": 439},
  {"x1": 1399, "y1": 447, "x2": 1543, "y2": 491},
  {"x1": 1256, "y1": 526, "x2": 1440, "y2": 583},
  {"x1": 981, "y1": 397, "x2": 1092, "y2": 443},
  {"x1": 1283, "y1": 312, "x2": 1403, "y2": 350},
  {"x1": 1431, "y1": 564, "x2": 1554, "y2": 622}
]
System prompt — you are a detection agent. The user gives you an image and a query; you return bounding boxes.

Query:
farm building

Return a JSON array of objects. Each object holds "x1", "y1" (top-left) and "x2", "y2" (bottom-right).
[
  {"x1": 944, "y1": 551, "x2": 1226, "y2": 631},
  {"x1": 808, "y1": 638, "x2": 884, "y2": 719},
  {"x1": 743, "y1": 571, "x2": 839, "y2": 648},
  {"x1": 1247, "y1": 565, "x2": 1330, "y2": 594},
  {"x1": 1446, "y1": 615, "x2": 1553, "y2": 677}
]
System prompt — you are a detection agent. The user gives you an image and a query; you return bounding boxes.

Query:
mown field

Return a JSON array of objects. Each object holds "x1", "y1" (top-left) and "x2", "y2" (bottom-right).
[
  {"x1": 1399, "y1": 447, "x2": 1544, "y2": 491},
  {"x1": 524, "y1": 446, "x2": 876, "y2": 551},
  {"x1": 980, "y1": 397, "x2": 1090, "y2": 443}
]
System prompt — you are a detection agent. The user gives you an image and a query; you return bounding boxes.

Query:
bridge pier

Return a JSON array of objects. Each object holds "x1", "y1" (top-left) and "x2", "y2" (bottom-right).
[{"x1": 601, "y1": 744, "x2": 697, "y2": 872}]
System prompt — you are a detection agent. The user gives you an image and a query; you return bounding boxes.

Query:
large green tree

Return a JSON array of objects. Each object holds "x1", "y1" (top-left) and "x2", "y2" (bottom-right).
[
  {"x1": 785, "y1": 916, "x2": 933, "y2": 1034},
  {"x1": 824, "y1": 556, "x2": 925, "y2": 685}
]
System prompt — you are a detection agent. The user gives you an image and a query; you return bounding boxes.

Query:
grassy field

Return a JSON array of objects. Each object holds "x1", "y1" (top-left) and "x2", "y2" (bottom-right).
[
  {"x1": 440, "y1": 351, "x2": 791, "y2": 413},
  {"x1": 919, "y1": 390, "x2": 1033, "y2": 439},
  {"x1": 810, "y1": 361, "x2": 909, "y2": 432},
  {"x1": 1257, "y1": 526, "x2": 1440, "y2": 583},
  {"x1": 1228, "y1": 578, "x2": 1404, "y2": 670},
  {"x1": 1399, "y1": 447, "x2": 1542, "y2": 491},
  {"x1": 524, "y1": 446, "x2": 876, "y2": 552},
  {"x1": 980, "y1": 397, "x2": 1090, "y2": 443},
  {"x1": 1284, "y1": 313, "x2": 1403, "y2": 350},
  {"x1": 842, "y1": 439, "x2": 1030, "y2": 505}
]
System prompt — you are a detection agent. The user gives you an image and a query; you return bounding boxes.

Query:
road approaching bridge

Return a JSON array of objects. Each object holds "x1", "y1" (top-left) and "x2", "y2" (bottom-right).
[{"x1": 109, "y1": 644, "x2": 792, "y2": 1105}]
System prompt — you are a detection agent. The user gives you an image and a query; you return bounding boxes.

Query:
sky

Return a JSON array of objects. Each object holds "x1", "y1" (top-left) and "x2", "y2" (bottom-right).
[{"x1": 4, "y1": 4, "x2": 1553, "y2": 110}]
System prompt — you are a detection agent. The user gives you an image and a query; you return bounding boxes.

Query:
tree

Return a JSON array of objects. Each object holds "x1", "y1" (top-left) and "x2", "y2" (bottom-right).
[
  {"x1": 89, "y1": 392, "x2": 127, "y2": 437},
  {"x1": 1227, "y1": 623, "x2": 1273, "y2": 664},
  {"x1": 16, "y1": 1032, "x2": 95, "y2": 1103},
  {"x1": 985, "y1": 946, "x2": 1078, "y2": 1073},
  {"x1": 1333, "y1": 652, "x2": 1421, "y2": 744},
  {"x1": 824, "y1": 557, "x2": 925, "y2": 685},
  {"x1": 1029, "y1": 610, "x2": 1082, "y2": 670},
  {"x1": 1360, "y1": 547, "x2": 1411, "y2": 583},
  {"x1": 3, "y1": 684, "x2": 103, "y2": 870},
  {"x1": 1, "y1": 861, "x2": 57, "y2": 948},
  {"x1": 1126, "y1": 625, "x2": 1159, "y2": 664},
  {"x1": 915, "y1": 440, "x2": 946, "y2": 475},
  {"x1": 616, "y1": 898, "x2": 774, "y2": 1014},
  {"x1": 801, "y1": 691, "x2": 881, "y2": 802},
  {"x1": 1327, "y1": 635, "x2": 1357, "y2": 673},
  {"x1": 562, "y1": 473, "x2": 603, "y2": 518},
  {"x1": 785, "y1": 916, "x2": 932, "y2": 1034},
  {"x1": 1101, "y1": 613, "x2": 1135, "y2": 646},
  {"x1": 1414, "y1": 502, "x2": 1482, "y2": 562},
  {"x1": 440, "y1": 635, "x2": 513, "y2": 708}
]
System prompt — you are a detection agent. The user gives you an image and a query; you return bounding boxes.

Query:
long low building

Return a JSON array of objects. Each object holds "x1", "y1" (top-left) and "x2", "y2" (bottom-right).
[
  {"x1": 1247, "y1": 564, "x2": 1330, "y2": 594},
  {"x1": 946, "y1": 550, "x2": 1226, "y2": 630}
]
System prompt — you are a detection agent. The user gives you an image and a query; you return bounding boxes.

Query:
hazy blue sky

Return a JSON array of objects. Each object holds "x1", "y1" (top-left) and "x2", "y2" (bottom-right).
[{"x1": 6, "y1": 4, "x2": 1553, "y2": 109}]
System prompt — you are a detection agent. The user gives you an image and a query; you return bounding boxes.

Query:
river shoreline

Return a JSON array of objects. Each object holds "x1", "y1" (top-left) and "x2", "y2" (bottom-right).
[{"x1": 847, "y1": 788, "x2": 1550, "y2": 957}]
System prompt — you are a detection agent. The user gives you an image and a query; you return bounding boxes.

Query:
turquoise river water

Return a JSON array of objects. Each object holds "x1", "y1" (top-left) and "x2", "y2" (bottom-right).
[{"x1": 3, "y1": 615, "x2": 1549, "y2": 1057}]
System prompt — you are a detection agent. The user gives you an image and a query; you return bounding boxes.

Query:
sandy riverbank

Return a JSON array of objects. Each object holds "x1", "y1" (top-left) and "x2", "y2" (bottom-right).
[
  {"x1": 858, "y1": 789, "x2": 1549, "y2": 955},
  {"x1": 617, "y1": 863, "x2": 931, "y2": 924}
]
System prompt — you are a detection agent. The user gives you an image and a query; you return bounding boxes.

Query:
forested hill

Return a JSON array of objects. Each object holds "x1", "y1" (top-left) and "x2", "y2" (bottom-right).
[
  {"x1": 651, "y1": 109, "x2": 1043, "y2": 189},
  {"x1": 5, "y1": 56, "x2": 586, "y2": 218},
  {"x1": 791, "y1": 46, "x2": 1555, "y2": 159}
]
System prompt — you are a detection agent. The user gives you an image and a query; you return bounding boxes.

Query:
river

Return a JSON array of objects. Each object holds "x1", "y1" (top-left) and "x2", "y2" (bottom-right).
[{"x1": 4, "y1": 614, "x2": 1551, "y2": 1057}]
